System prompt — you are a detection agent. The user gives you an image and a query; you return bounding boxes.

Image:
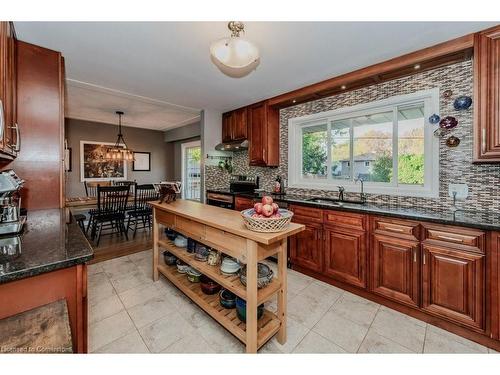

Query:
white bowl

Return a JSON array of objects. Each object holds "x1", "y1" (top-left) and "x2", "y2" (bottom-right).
[{"x1": 174, "y1": 235, "x2": 188, "y2": 248}]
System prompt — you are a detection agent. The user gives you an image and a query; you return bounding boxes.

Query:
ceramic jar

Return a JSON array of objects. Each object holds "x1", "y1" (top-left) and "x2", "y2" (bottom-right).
[{"x1": 207, "y1": 249, "x2": 220, "y2": 266}]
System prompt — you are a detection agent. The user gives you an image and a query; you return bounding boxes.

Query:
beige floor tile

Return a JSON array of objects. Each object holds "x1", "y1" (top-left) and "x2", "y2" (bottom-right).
[
  {"x1": 87, "y1": 263, "x2": 104, "y2": 275},
  {"x1": 139, "y1": 311, "x2": 195, "y2": 353},
  {"x1": 101, "y1": 256, "x2": 139, "y2": 279},
  {"x1": 110, "y1": 269, "x2": 153, "y2": 294},
  {"x1": 260, "y1": 317, "x2": 310, "y2": 353},
  {"x1": 89, "y1": 293, "x2": 124, "y2": 325},
  {"x1": 127, "y1": 295, "x2": 176, "y2": 328},
  {"x1": 489, "y1": 348, "x2": 499, "y2": 353},
  {"x1": 175, "y1": 298, "x2": 214, "y2": 329},
  {"x1": 424, "y1": 329, "x2": 488, "y2": 353},
  {"x1": 425, "y1": 326, "x2": 488, "y2": 353},
  {"x1": 88, "y1": 273, "x2": 116, "y2": 304},
  {"x1": 312, "y1": 311, "x2": 368, "y2": 352},
  {"x1": 89, "y1": 310, "x2": 136, "y2": 352},
  {"x1": 371, "y1": 308, "x2": 426, "y2": 352},
  {"x1": 162, "y1": 332, "x2": 214, "y2": 353},
  {"x1": 378, "y1": 305, "x2": 426, "y2": 327},
  {"x1": 119, "y1": 282, "x2": 164, "y2": 309},
  {"x1": 95, "y1": 330, "x2": 149, "y2": 353},
  {"x1": 287, "y1": 270, "x2": 315, "y2": 294},
  {"x1": 265, "y1": 290, "x2": 298, "y2": 313},
  {"x1": 358, "y1": 329, "x2": 415, "y2": 353},
  {"x1": 128, "y1": 249, "x2": 152, "y2": 264},
  {"x1": 330, "y1": 292, "x2": 379, "y2": 328},
  {"x1": 288, "y1": 282, "x2": 342, "y2": 329},
  {"x1": 293, "y1": 331, "x2": 346, "y2": 353},
  {"x1": 196, "y1": 319, "x2": 245, "y2": 353}
]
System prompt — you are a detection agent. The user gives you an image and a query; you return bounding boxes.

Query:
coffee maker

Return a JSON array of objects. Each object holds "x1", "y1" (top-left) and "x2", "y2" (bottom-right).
[{"x1": 0, "y1": 169, "x2": 26, "y2": 235}]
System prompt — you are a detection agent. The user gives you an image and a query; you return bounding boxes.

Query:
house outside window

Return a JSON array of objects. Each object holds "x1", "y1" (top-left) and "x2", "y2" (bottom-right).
[{"x1": 288, "y1": 89, "x2": 439, "y2": 197}]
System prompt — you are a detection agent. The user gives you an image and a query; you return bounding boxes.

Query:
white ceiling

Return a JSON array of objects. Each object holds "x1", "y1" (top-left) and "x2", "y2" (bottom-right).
[{"x1": 14, "y1": 22, "x2": 497, "y2": 129}]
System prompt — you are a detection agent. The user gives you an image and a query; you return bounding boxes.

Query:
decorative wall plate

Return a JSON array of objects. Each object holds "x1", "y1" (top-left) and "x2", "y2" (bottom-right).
[
  {"x1": 446, "y1": 135, "x2": 460, "y2": 147},
  {"x1": 453, "y1": 96, "x2": 472, "y2": 110},
  {"x1": 443, "y1": 89, "x2": 453, "y2": 99},
  {"x1": 429, "y1": 114, "x2": 440, "y2": 124},
  {"x1": 439, "y1": 116, "x2": 458, "y2": 129},
  {"x1": 434, "y1": 128, "x2": 451, "y2": 138}
]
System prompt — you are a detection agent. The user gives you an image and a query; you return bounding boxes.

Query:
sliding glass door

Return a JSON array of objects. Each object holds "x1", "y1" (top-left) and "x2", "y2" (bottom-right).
[{"x1": 181, "y1": 140, "x2": 201, "y2": 201}]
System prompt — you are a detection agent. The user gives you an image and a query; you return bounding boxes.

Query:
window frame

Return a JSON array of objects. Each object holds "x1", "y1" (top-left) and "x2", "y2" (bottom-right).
[{"x1": 288, "y1": 88, "x2": 440, "y2": 198}]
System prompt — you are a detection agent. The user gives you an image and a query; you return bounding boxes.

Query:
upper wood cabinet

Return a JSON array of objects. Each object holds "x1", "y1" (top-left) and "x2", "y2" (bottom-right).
[
  {"x1": 247, "y1": 101, "x2": 279, "y2": 167},
  {"x1": 473, "y1": 25, "x2": 500, "y2": 162},
  {"x1": 222, "y1": 107, "x2": 247, "y2": 143},
  {"x1": 0, "y1": 21, "x2": 18, "y2": 159}
]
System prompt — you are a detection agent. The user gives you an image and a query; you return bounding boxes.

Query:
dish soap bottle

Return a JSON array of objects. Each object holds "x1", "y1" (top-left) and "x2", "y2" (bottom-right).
[{"x1": 274, "y1": 176, "x2": 281, "y2": 193}]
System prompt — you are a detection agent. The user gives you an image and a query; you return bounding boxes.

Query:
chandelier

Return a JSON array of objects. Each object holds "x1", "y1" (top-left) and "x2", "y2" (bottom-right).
[
  {"x1": 106, "y1": 111, "x2": 134, "y2": 161},
  {"x1": 209, "y1": 21, "x2": 260, "y2": 78}
]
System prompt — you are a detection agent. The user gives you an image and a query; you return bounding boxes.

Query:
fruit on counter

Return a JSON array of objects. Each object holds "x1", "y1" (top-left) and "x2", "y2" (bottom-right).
[
  {"x1": 261, "y1": 196, "x2": 273, "y2": 205},
  {"x1": 261, "y1": 204, "x2": 274, "y2": 217},
  {"x1": 254, "y1": 202, "x2": 263, "y2": 214},
  {"x1": 271, "y1": 202, "x2": 279, "y2": 213}
]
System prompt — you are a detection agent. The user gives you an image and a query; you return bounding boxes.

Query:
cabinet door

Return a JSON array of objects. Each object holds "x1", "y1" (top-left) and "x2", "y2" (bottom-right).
[
  {"x1": 422, "y1": 244, "x2": 485, "y2": 331},
  {"x1": 473, "y1": 26, "x2": 500, "y2": 162},
  {"x1": 0, "y1": 22, "x2": 7, "y2": 153},
  {"x1": 371, "y1": 234, "x2": 419, "y2": 308},
  {"x1": 4, "y1": 22, "x2": 16, "y2": 155},
  {"x1": 222, "y1": 112, "x2": 233, "y2": 143},
  {"x1": 289, "y1": 222, "x2": 323, "y2": 272},
  {"x1": 232, "y1": 107, "x2": 247, "y2": 141},
  {"x1": 324, "y1": 226, "x2": 367, "y2": 288},
  {"x1": 234, "y1": 196, "x2": 254, "y2": 212},
  {"x1": 248, "y1": 101, "x2": 266, "y2": 166}
]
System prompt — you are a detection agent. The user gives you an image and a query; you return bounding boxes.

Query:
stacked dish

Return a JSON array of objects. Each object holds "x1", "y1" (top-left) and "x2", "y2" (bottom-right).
[
  {"x1": 200, "y1": 275, "x2": 221, "y2": 295},
  {"x1": 219, "y1": 289, "x2": 236, "y2": 309},
  {"x1": 235, "y1": 297, "x2": 264, "y2": 322},
  {"x1": 174, "y1": 235, "x2": 188, "y2": 248},
  {"x1": 194, "y1": 245, "x2": 209, "y2": 262},
  {"x1": 163, "y1": 251, "x2": 177, "y2": 266},
  {"x1": 186, "y1": 267, "x2": 202, "y2": 283},
  {"x1": 220, "y1": 257, "x2": 240, "y2": 276},
  {"x1": 176, "y1": 259, "x2": 189, "y2": 274},
  {"x1": 239, "y1": 263, "x2": 273, "y2": 289}
]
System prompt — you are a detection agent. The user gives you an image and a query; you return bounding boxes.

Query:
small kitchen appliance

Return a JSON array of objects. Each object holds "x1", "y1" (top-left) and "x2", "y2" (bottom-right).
[{"x1": 0, "y1": 169, "x2": 26, "y2": 235}]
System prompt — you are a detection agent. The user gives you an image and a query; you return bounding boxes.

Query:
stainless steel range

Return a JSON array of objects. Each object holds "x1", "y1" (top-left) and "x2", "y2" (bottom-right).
[
  {"x1": 206, "y1": 175, "x2": 259, "y2": 209},
  {"x1": 0, "y1": 169, "x2": 26, "y2": 235}
]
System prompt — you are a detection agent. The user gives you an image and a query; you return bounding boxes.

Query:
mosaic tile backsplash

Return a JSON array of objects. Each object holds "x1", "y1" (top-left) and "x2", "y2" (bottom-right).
[{"x1": 205, "y1": 59, "x2": 500, "y2": 213}]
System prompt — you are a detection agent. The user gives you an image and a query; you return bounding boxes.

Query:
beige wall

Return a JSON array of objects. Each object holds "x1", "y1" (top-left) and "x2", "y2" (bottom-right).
[{"x1": 65, "y1": 118, "x2": 172, "y2": 197}]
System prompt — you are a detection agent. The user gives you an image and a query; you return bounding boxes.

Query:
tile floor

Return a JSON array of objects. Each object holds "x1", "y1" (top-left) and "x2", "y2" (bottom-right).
[{"x1": 88, "y1": 249, "x2": 498, "y2": 354}]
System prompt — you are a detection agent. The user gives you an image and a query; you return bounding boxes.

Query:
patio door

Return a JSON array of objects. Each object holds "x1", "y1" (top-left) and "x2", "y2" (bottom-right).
[{"x1": 181, "y1": 140, "x2": 201, "y2": 201}]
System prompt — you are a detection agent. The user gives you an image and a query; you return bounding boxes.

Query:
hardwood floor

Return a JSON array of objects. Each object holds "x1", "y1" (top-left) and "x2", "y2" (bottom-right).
[{"x1": 88, "y1": 228, "x2": 152, "y2": 264}]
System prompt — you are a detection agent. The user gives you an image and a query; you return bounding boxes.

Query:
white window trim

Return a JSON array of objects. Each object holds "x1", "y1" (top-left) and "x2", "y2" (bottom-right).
[
  {"x1": 288, "y1": 88, "x2": 440, "y2": 198},
  {"x1": 181, "y1": 140, "x2": 201, "y2": 201}
]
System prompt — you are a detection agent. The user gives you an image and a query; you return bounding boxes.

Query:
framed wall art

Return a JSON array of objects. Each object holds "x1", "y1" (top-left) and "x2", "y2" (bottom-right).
[
  {"x1": 80, "y1": 141, "x2": 127, "y2": 182},
  {"x1": 132, "y1": 151, "x2": 151, "y2": 172}
]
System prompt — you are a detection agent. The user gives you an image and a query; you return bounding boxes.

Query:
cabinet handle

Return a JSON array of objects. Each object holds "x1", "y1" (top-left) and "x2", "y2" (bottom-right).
[
  {"x1": 482, "y1": 128, "x2": 486, "y2": 154},
  {"x1": 9, "y1": 123, "x2": 20, "y2": 152},
  {"x1": 423, "y1": 253, "x2": 426, "y2": 265},
  {"x1": 263, "y1": 148, "x2": 266, "y2": 161},
  {"x1": 413, "y1": 248, "x2": 417, "y2": 263},
  {"x1": 385, "y1": 226, "x2": 405, "y2": 232},
  {"x1": 436, "y1": 235, "x2": 463, "y2": 243}
]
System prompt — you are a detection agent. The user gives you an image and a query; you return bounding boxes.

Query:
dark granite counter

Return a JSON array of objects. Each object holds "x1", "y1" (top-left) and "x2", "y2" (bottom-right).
[
  {"x1": 206, "y1": 189, "x2": 500, "y2": 231},
  {"x1": 0, "y1": 209, "x2": 93, "y2": 284}
]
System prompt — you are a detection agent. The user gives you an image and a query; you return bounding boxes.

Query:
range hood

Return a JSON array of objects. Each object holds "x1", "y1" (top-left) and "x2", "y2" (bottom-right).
[{"x1": 214, "y1": 139, "x2": 248, "y2": 151}]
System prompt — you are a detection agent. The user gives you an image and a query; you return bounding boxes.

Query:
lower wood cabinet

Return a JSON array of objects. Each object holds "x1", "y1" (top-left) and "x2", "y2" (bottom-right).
[
  {"x1": 234, "y1": 196, "x2": 254, "y2": 212},
  {"x1": 289, "y1": 221, "x2": 323, "y2": 272},
  {"x1": 421, "y1": 243, "x2": 485, "y2": 331},
  {"x1": 324, "y1": 226, "x2": 367, "y2": 288},
  {"x1": 371, "y1": 234, "x2": 420, "y2": 308}
]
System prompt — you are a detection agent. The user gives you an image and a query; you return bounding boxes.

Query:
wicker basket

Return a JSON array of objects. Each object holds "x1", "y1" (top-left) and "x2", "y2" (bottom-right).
[{"x1": 241, "y1": 208, "x2": 294, "y2": 233}]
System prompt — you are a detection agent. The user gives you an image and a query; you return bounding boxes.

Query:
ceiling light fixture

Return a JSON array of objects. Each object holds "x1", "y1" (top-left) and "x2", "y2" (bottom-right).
[
  {"x1": 106, "y1": 111, "x2": 134, "y2": 161},
  {"x1": 210, "y1": 21, "x2": 260, "y2": 78}
]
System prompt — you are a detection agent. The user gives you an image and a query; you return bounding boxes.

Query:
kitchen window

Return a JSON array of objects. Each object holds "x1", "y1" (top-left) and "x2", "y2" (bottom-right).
[{"x1": 288, "y1": 89, "x2": 439, "y2": 197}]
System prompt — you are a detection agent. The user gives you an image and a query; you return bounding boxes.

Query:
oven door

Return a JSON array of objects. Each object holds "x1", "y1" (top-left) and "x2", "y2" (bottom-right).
[{"x1": 206, "y1": 192, "x2": 234, "y2": 209}]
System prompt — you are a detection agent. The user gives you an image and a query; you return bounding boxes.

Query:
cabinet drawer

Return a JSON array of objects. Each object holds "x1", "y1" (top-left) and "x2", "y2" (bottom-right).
[
  {"x1": 372, "y1": 217, "x2": 420, "y2": 241},
  {"x1": 289, "y1": 205, "x2": 323, "y2": 223},
  {"x1": 176, "y1": 216, "x2": 206, "y2": 239},
  {"x1": 422, "y1": 223, "x2": 485, "y2": 253},
  {"x1": 324, "y1": 210, "x2": 366, "y2": 230},
  {"x1": 155, "y1": 210, "x2": 175, "y2": 227},
  {"x1": 204, "y1": 226, "x2": 246, "y2": 257}
]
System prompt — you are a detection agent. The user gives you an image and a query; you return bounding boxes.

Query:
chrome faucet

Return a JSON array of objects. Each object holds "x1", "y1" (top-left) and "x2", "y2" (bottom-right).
[
  {"x1": 354, "y1": 177, "x2": 367, "y2": 203},
  {"x1": 337, "y1": 186, "x2": 345, "y2": 201}
]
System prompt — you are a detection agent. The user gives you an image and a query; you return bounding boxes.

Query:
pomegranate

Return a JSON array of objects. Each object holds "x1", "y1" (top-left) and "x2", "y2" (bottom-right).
[
  {"x1": 254, "y1": 202, "x2": 263, "y2": 214},
  {"x1": 271, "y1": 203, "x2": 279, "y2": 213},
  {"x1": 261, "y1": 196, "x2": 273, "y2": 205},
  {"x1": 261, "y1": 204, "x2": 274, "y2": 217}
]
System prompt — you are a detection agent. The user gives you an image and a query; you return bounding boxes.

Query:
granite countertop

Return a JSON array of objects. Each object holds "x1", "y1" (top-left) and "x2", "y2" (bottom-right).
[
  {"x1": 206, "y1": 189, "x2": 500, "y2": 231},
  {"x1": 0, "y1": 209, "x2": 94, "y2": 284}
]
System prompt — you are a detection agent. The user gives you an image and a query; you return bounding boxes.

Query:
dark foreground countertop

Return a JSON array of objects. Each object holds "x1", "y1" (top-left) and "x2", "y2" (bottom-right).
[
  {"x1": 0, "y1": 209, "x2": 93, "y2": 284},
  {"x1": 206, "y1": 189, "x2": 500, "y2": 231}
]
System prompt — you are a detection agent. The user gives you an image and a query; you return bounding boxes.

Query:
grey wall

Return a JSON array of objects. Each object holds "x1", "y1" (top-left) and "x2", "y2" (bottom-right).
[
  {"x1": 164, "y1": 122, "x2": 201, "y2": 142},
  {"x1": 65, "y1": 118, "x2": 171, "y2": 197}
]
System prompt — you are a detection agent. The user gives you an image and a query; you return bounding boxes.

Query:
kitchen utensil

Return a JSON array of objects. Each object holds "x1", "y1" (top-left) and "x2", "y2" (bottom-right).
[
  {"x1": 186, "y1": 267, "x2": 202, "y2": 283},
  {"x1": 163, "y1": 251, "x2": 177, "y2": 266},
  {"x1": 200, "y1": 275, "x2": 221, "y2": 295},
  {"x1": 446, "y1": 135, "x2": 461, "y2": 147},
  {"x1": 174, "y1": 235, "x2": 188, "y2": 248},
  {"x1": 453, "y1": 96, "x2": 472, "y2": 110},
  {"x1": 240, "y1": 263, "x2": 274, "y2": 289},
  {"x1": 235, "y1": 297, "x2": 264, "y2": 322},
  {"x1": 439, "y1": 116, "x2": 458, "y2": 129},
  {"x1": 176, "y1": 259, "x2": 189, "y2": 274},
  {"x1": 220, "y1": 256, "x2": 240, "y2": 275},
  {"x1": 219, "y1": 289, "x2": 237, "y2": 309}
]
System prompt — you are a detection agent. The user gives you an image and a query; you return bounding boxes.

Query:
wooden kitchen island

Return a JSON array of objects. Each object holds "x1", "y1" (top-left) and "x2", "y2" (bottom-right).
[{"x1": 151, "y1": 200, "x2": 304, "y2": 353}]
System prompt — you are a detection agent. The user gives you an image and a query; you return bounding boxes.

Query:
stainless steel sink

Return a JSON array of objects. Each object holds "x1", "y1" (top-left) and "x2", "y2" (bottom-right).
[{"x1": 306, "y1": 197, "x2": 365, "y2": 205}]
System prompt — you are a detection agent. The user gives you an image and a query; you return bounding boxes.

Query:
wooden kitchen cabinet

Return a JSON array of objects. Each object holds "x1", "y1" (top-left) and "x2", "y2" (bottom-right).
[
  {"x1": 289, "y1": 221, "x2": 323, "y2": 272},
  {"x1": 222, "y1": 107, "x2": 248, "y2": 143},
  {"x1": 248, "y1": 101, "x2": 279, "y2": 167},
  {"x1": 324, "y1": 226, "x2": 367, "y2": 288},
  {"x1": 371, "y1": 234, "x2": 420, "y2": 308},
  {"x1": 222, "y1": 112, "x2": 233, "y2": 143},
  {"x1": 473, "y1": 25, "x2": 500, "y2": 162},
  {"x1": 421, "y1": 243, "x2": 485, "y2": 331},
  {"x1": 234, "y1": 196, "x2": 254, "y2": 211}
]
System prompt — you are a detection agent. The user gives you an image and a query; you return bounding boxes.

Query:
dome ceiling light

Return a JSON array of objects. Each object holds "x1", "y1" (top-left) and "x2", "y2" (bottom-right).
[{"x1": 209, "y1": 21, "x2": 260, "y2": 78}]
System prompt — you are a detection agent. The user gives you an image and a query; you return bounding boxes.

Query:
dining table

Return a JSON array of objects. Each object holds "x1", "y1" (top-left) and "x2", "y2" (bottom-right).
[{"x1": 65, "y1": 195, "x2": 135, "y2": 208}]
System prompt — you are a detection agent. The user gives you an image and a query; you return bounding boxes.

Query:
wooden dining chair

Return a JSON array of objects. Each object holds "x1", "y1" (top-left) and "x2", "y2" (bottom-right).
[
  {"x1": 84, "y1": 180, "x2": 112, "y2": 197},
  {"x1": 126, "y1": 184, "x2": 159, "y2": 238},
  {"x1": 90, "y1": 185, "x2": 131, "y2": 246}
]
